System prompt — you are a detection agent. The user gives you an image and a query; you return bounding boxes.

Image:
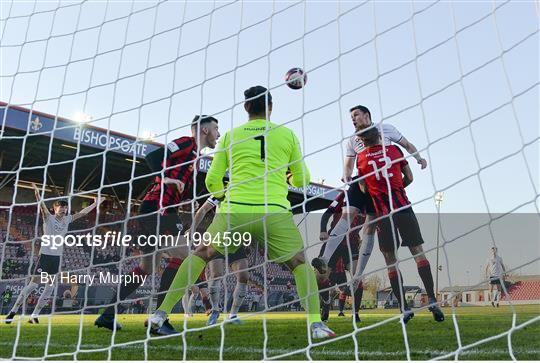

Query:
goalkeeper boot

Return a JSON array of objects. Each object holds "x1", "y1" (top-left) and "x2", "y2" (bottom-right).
[
  {"x1": 311, "y1": 322, "x2": 336, "y2": 339},
  {"x1": 5, "y1": 311, "x2": 16, "y2": 324},
  {"x1": 207, "y1": 310, "x2": 220, "y2": 326},
  {"x1": 149, "y1": 310, "x2": 167, "y2": 331},
  {"x1": 149, "y1": 310, "x2": 177, "y2": 335},
  {"x1": 428, "y1": 299, "x2": 445, "y2": 322},
  {"x1": 95, "y1": 314, "x2": 123, "y2": 331},
  {"x1": 28, "y1": 315, "x2": 39, "y2": 324},
  {"x1": 153, "y1": 319, "x2": 178, "y2": 336},
  {"x1": 402, "y1": 310, "x2": 414, "y2": 324},
  {"x1": 338, "y1": 311, "x2": 345, "y2": 317},
  {"x1": 311, "y1": 257, "x2": 328, "y2": 275},
  {"x1": 354, "y1": 313, "x2": 361, "y2": 323}
]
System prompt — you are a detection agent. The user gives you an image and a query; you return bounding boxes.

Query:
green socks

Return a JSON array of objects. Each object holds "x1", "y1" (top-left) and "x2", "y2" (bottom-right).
[
  {"x1": 158, "y1": 255, "x2": 207, "y2": 314},
  {"x1": 292, "y1": 263, "x2": 321, "y2": 324}
]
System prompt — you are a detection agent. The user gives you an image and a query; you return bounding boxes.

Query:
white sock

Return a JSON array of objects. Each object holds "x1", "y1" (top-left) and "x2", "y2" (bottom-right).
[
  {"x1": 182, "y1": 292, "x2": 190, "y2": 313},
  {"x1": 188, "y1": 293, "x2": 197, "y2": 313},
  {"x1": 31, "y1": 283, "x2": 55, "y2": 317},
  {"x1": 355, "y1": 234, "x2": 375, "y2": 278},
  {"x1": 322, "y1": 218, "x2": 350, "y2": 262},
  {"x1": 208, "y1": 279, "x2": 221, "y2": 311},
  {"x1": 11, "y1": 281, "x2": 38, "y2": 314},
  {"x1": 230, "y1": 283, "x2": 247, "y2": 317}
]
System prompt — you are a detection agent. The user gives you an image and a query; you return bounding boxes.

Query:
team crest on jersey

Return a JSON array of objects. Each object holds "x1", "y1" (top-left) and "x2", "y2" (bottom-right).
[{"x1": 353, "y1": 138, "x2": 365, "y2": 154}]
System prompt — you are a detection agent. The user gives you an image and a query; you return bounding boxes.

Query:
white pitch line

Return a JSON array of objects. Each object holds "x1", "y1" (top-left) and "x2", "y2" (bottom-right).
[{"x1": 1, "y1": 341, "x2": 539, "y2": 359}]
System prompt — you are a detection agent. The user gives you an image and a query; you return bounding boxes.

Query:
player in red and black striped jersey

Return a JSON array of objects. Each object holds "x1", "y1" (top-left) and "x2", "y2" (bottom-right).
[
  {"x1": 143, "y1": 136, "x2": 199, "y2": 211},
  {"x1": 95, "y1": 115, "x2": 220, "y2": 331},
  {"x1": 312, "y1": 105, "x2": 427, "y2": 287},
  {"x1": 356, "y1": 126, "x2": 444, "y2": 324},
  {"x1": 316, "y1": 190, "x2": 366, "y2": 323},
  {"x1": 356, "y1": 142, "x2": 411, "y2": 217}
]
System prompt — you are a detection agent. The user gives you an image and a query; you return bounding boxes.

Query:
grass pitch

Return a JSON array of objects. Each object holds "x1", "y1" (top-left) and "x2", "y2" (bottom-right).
[{"x1": 1, "y1": 305, "x2": 539, "y2": 360}]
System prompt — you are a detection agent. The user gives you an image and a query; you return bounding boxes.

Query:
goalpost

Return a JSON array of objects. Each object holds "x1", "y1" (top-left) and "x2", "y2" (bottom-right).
[{"x1": 0, "y1": 0, "x2": 538, "y2": 360}]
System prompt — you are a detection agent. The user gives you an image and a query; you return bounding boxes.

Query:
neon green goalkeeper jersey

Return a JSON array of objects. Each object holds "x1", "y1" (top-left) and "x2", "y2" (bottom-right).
[{"x1": 205, "y1": 118, "x2": 310, "y2": 209}]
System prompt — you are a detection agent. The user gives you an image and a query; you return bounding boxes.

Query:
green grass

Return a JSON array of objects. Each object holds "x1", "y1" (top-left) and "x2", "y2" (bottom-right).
[{"x1": 1, "y1": 305, "x2": 539, "y2": 360}]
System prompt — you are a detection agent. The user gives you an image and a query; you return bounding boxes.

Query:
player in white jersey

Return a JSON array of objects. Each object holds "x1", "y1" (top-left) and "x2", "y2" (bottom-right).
[
  {"x1": 4, "y1": 184, "x2": 100, "y2": 324},
  {"x1": 484, "y1": 247, "x2": 506, "y2": 307},
  {"x1": 312, "y1": 105, "x2": 428, "y2": 287},
  {"x1": 188, "y1": 196, "x2": 250, "y2": 326}
]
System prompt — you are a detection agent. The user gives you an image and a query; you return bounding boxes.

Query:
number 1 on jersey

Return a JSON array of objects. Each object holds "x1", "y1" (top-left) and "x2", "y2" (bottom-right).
[{"x1": 255, "y1": 135, "x2": 265, "y2": 161}]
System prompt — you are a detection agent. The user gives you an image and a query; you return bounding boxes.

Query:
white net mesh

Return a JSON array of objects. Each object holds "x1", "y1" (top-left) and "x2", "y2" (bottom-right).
[{"x1": 0, "y1": 0, "x2": 538, "y2": 360}]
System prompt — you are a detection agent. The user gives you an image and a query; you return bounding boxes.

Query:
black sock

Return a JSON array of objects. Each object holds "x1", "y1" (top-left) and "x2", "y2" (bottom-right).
[
  {"x1": 417, "y1": 259, "x2": 436, "y2": 301},
  {"x1": 388, "y1": 269, "x2": 408, "y2": 311},
  {"x1": 321, "y1": 296, "x2": 330, "y2": 322},
  {"x1": 202, "y1": 296, "x2": 212, "y2": 311},
  {"x1": 338, "y1": 293, "x2": 346, "y2": 312},
  {"x1": 156, "y1": 258, "x2": 182, "y2": 307},
  {"x1": 104, "y1": 266, "x2": 147, "y2": 316},
  {"x1": 353, "y1": 282, "x2": 364, "y2": 313}
]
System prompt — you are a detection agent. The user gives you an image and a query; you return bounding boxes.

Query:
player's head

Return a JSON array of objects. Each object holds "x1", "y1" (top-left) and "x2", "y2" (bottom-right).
[
  {"x1": 491, "y1": 246, "x2": 498, "y2": 256},
  {"x1": 350, "y1": 105, "x2": 372, "y2": 131},
  {"x1": 191, "y1": 115, "x2": 220, "y2": 149},
  {"x1": 244, "y1": 86, "x2": 273, "y2": 118},
  {"x1": 358, "y1": 125, "x2": 380, "y2": 147},
  {"x1": 53, "y1": 200, "x2": 68, "y2": 216}
]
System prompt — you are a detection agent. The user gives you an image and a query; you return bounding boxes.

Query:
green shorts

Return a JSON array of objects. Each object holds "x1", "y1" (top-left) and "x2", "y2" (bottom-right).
[{"x1": 206, "y1": 203, "x2": 303, "y2": 263}]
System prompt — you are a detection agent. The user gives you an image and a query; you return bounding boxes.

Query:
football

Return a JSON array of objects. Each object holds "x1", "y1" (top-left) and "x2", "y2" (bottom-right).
[{"x1": 285, "y1": 67, "x2": 307, "y2": 89}]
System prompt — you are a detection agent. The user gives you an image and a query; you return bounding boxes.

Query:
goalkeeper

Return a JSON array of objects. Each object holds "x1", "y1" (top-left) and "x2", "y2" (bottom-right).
[{"x1": 149, "y1": 85, "x2": 336, "y2": 339}]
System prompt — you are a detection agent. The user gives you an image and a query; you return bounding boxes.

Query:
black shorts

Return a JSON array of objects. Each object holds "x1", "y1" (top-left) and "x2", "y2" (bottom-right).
[
  {"x1": 137, "y1": 200, "x2": 182, "y2": 253},
  {"x1": 195, "y1": 270, "x2": 208, "y2": 289},
  {"x1": 211, "y1": 246, "x2": 248, "y2": 264},
  {"x1": 329, "y1": 271, "x2": 347, "y2": 287},
  {"x1": 489, "y1": 276, "x2": 503, "y2": 285},
  {"x1": 34, "y1": 254, "x2": 60, "y2": 275},
  {"x1": 347, "y1": 179, "x2": 376, "y2": 214},
  {"x1": 376, "y1": 208, "x2": 424, "y2": 252}
]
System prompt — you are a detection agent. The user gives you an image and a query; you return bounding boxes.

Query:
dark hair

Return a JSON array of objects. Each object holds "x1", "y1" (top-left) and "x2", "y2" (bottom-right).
[
  {"x1": 358, "y1": 126, "x2": 380, "y2": 146},
  {"x1": 191, "y1": 115, "x2": 218, "y2": 130},
  {"x1": 349, "y1": 105, "x2": 371, "y2": 120},
  {"x1": 54, "y1": 200, "x2": 68, "y2": 207},
  {"x1": 244, "y1": 86, "x2": 272, "y2": 116}
]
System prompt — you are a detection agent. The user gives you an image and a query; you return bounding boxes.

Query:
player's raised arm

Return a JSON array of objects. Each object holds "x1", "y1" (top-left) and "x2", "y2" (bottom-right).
[
  {"x1": 287, "y1": 131, "x2": 310, "y2": 188},
  {"x1": 32, "y1": 183, "x2": 51, "y2": 218},
  {"x1": 72, "y1": 197, "x2": 102, "y2": 221},
  {"x1": 342, "y1": 156, "x2": 355, "y2": 183},
  {"x1": 146, "y1": 146, "x2": 184, "y2": 192},
  {"x1": 205, "y1": 133, "x2": 229, "y2": 199},
  {"x1": 397, "y1": 136, "x2": 427, "y2": 169}
]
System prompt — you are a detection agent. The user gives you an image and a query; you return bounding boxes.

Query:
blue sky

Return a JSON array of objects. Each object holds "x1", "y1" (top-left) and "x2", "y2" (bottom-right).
[{"x1": 1, "y1": 1, "x2": 538, "y2": 285}]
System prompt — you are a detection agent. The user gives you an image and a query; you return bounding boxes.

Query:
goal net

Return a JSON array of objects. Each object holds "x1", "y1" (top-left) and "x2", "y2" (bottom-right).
[{"x1": 0, "y1": 0, "x2": 538, "y2": 360}]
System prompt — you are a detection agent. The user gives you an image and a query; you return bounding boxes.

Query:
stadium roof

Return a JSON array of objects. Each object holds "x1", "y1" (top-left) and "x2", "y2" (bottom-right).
[{"x1": 0, "y1": 102, "x2": 339, "y2": 213}]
